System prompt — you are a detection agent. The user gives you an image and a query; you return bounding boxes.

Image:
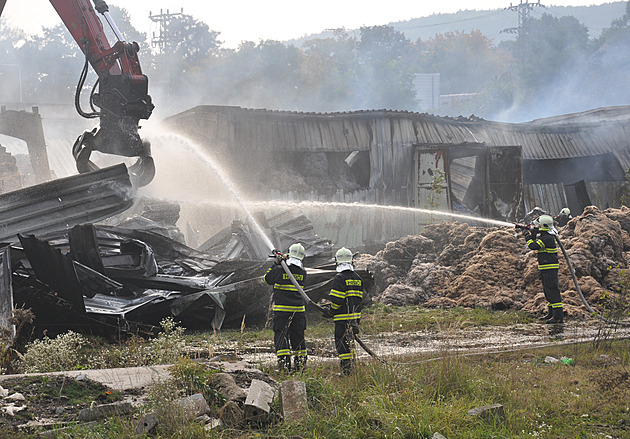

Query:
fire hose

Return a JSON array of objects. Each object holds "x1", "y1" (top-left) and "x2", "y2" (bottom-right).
[
  {"x1": 271, "y1": 251, "x2": 385, "y2": 363},
  {"x1": 515, "y1": 224, "x2": 630, "y2": 327}
]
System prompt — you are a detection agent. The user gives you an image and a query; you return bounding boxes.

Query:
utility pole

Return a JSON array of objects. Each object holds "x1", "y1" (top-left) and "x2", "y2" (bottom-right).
[
  {"x1": 149, "y1": 8, "x2": 187, "y2": 100},
  {"x1": 149, "y1": 8, "x2": 187, "y2": 54},
  {"x1": 502, "y1": 1, "x2": 545, "y2": 66}
]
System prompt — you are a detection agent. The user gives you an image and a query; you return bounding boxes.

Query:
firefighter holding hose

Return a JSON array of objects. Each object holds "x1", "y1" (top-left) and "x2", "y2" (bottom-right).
[
  {"x1": 264, "y1": 243, "x2": 308, "y2": 373},
  {"x1": 323, "y1": 247, "x2": 364, "y2": 374},
  {"x1": 520, "y1": 215, "x2": 564, "y2": 324}
]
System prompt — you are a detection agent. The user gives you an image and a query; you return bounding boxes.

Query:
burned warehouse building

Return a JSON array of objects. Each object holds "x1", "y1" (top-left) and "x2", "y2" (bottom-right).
[
  {"x1": 164, "y1": 105, "x2": 630, "y2": 248},
  {"x1": 0, "y1": 103, "x2": 629, "y2": 337}
]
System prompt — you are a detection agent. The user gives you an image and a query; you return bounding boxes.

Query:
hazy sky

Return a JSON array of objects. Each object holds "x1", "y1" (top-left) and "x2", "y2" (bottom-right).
[{"x1": 1, "y1": 0, "x2": 614, "y2": 48}]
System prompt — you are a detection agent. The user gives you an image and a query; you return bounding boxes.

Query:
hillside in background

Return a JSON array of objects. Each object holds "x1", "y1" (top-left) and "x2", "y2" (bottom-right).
[{"x1": 289, "y1": 2, "x2": 626, "y2": 46}]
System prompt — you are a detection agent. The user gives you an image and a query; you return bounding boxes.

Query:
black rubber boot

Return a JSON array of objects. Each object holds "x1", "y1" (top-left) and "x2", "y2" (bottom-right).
[
  {"x1": 539, "y1": 305, "x2": 553, "y2": 321},
  {"x1": 545, "y1": 307, "x2": 564, "y2": 324},
  {"x1": 293, "y1": 356, "x2": 307, "y2": 373},
  {"x1": 277, "y1": 356, "x2": 291, "y2": 373},
  {"x1": 340, "y1": 359, "x2": 354, "y2": 375}
]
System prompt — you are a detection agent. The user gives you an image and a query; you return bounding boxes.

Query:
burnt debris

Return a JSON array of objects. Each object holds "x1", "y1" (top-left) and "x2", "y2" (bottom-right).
[{"x1": 0, "y1": 170, "x2": 366, "y2": 338}]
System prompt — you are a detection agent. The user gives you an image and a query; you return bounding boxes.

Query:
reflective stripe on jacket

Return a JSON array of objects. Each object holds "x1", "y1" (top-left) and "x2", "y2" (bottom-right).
[
  {"x1": 264, "y1": 264, "x2": 307, "y2": 312},
  {"x1": 329, "y1": 270, "x2": 363, "y2": 321},
  {"x1": 526, "y1": 231, "x2": 559, "y2": 270}
]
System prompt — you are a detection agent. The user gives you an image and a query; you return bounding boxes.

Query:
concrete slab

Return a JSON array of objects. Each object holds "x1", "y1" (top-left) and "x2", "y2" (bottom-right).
[
  {"x1": 243, "y1": 379, "x2": 275, "y2": 423},
  {"x1": 0, "y1": 359, "x2": 264, "y2": 392},
  {"x1": 0, "y1": 365, "x2": 171, "y2": 391}
]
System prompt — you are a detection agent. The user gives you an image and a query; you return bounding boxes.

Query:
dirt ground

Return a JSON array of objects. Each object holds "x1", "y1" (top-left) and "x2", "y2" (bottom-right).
[
  {"x1": 2, "y1": 318, "x2": 626, "y2": 435},
  {"x1": 356, "y1": 205, "x2": 630, "y2": 320},
  {"x1": 3, "y1": 205, "x2": 630, "y2": 434}
]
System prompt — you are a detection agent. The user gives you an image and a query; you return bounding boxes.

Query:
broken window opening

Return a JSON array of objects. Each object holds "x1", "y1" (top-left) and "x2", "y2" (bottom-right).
[
  {"x1": 268, "y1": 151, "x2": 367, "y2": 196},
  {"x1": 523, "y1": 153, "x2": 624, "y2": 185}
]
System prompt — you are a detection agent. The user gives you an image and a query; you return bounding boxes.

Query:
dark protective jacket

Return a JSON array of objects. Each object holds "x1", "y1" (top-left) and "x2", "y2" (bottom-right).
[
  {"x1": 264, "y1": 263, "x2": 307, "y2": 312},
  {"x1": 525, "y1": 230, "x2": 559, "y2": 270},
  {"x1": 554, "y1": 214, "x2": 572, "y2": 227},
  {"x1": 329, "y1": 269, "x2": 363, "y2": 322}
]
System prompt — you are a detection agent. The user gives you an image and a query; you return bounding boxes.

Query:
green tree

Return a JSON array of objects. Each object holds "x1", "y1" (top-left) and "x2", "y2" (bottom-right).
[
  {"x1": 589, "y1": 0, "x2": 630, "y2": 101},
  {"x1": 597, "y1": 0, "x2": 630, "y2": 45},
  {"x1": 299, "y1": 32, "x2": 358, "y2": 111},
  {"x1": 144, "y1": 13, "x2": 222, "y2": 112},
  {"x1": 20, "y1": 23, "x2": 85, "y2": 102},
  {"x1": 0, "y1": 22, "x2": 28, "y2": 102},
  {"x1": 108, "y1": 6, "x2": 148, "y2": 49},
  {"x1": 518, "y1": 13, "x2": 590, "y2": 93},
  {"x1": 355, "y1": 25, "x2": 417, "y2": 109},
  {"x1": 416, "y1": 30, "x2": 509, "y2": 94},
  {"x1": 9, "y1": 5, "x2": 150, "y2": 104},
  {"x1": 198, "y1": 40, "x2": 305, "y2": 110},
  {"x1": 154, "y1": 14, "x2": 221, "y2": 64}
]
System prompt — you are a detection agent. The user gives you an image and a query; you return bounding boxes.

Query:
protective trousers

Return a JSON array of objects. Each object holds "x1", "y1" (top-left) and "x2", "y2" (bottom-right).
[
  {"x1": 540, "y1": 269, "x2": 562, "y2": 308},
  {"x1": 273, "y1": 311, "x2": 307, "y2": 372},
  {"x1": 334, "y1": 322, "x2": 356, "y2": 374}
]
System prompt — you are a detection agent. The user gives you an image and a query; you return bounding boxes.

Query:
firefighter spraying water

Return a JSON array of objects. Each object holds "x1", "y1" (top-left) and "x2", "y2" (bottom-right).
[
  {"x1": 267, "y1": 246, "x2": 383, "y2": 369},
  {"x1": 514, "y1": 211, "x2": 630, "y2": 326},
  {"x1": 515, "y1": 215, "x2": 564, "y2": 324}
]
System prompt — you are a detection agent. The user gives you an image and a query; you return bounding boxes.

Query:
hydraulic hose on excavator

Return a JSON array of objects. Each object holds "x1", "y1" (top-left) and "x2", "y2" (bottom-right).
[{"x1": 278, "y1": 259, "x2": 385, "y2": 363}]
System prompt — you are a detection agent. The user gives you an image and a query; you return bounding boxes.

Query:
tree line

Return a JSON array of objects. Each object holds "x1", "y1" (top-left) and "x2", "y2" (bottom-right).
[{"x1": 1, "y1": 2, "x2": 629, "y2": 122}]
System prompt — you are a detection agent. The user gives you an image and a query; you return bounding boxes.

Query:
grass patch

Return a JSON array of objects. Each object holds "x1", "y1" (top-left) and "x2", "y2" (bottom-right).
[
  {"x1": 5, "y1": 308, "x2": 630, "y2": 438},
  {"x1": 263, "y1": 339, "x2": 630, "y2": 439},
  {"x1": 5, "y1": 375, "x2": 122, "y2": 406}
]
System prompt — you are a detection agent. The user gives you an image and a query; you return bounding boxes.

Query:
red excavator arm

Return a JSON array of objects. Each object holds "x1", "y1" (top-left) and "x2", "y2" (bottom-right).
[{"x1": 0, "y1": 0, "x2": 155, "y2": 186}]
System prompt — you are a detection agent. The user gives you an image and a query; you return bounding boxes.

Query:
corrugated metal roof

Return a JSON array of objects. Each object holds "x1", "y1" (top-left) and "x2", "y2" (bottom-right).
[
  {"x1": 0, "y1": 164, "x2": 133, "y2": 242},
  {"x1": 164, "y1": 105, "x2": 630, "y2": 161}
]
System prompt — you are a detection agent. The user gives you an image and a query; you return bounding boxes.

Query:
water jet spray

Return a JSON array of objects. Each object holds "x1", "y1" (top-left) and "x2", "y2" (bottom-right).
[{"x1": 147, "y1": 130, "x2": 276, "y2": 252}]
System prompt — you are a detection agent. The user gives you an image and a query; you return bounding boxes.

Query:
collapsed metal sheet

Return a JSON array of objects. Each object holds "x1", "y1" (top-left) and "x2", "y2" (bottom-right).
[
  {"x1": 82, "y1": 289, "x2": 226, "y2": 330},
  {"x1": 18, "y1": 234, "x2": 86, "y2": 313},
  {"x1": 170, "y1": 291, "x2": 226, "y2": 330},
  {"x1": 11, "y1": 225, "x2": 228, "y2": 334},
  {"x1": 199, "y1": 209, "x2": 332, "y2": 262},
  {"x1": 0, "y1": 164, "x2": 133, "y2": 243}
]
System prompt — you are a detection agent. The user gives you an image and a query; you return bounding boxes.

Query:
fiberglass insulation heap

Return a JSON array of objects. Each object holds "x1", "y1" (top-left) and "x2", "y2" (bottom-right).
[{"x1": 356, "y1": 205, "x2": 630, "y2": 319}]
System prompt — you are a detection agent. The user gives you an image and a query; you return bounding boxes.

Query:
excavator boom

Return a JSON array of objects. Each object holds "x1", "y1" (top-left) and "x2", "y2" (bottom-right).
[{"x1": 0, "y1": 0, "x2": 155, "y2": 186}]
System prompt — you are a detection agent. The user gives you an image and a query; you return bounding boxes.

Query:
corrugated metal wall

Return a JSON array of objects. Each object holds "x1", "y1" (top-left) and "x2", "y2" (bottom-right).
[
  {"x1": 164, "y1": 105, "x2": 630, "y2": 245},
  {"x1": 166, "y1": 105, "x2": 630, "y2": 162}
]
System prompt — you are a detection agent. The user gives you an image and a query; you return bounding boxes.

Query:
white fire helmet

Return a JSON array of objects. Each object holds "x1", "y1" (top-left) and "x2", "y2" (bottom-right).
[
  {"x1": 288, "y1": 243, "x2": 305, "y2": 260},
  {"x1": 560, "y1": 208, "x2": 571, "y2": 216},
  {"x1": 538, "y1": 214, "x2": 554, "y2": 231},
  {"x1": 335, "y1": 247, "x2": 353, "y2": 264}
]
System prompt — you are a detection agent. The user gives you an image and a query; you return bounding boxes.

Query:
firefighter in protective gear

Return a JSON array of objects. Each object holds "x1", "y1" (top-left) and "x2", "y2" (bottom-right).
[
  {"x1": 554, "y1": 207, "x2": 572, "y2": 227},
  {"x1": 523, "y1": 215, "x2": 564, "y2": 324},
  {"x1": 327, "y1": 247, "x2": 363, "y2": 374},
  {"x1": 264, "y1": 243, "x2": 308, "y2": 373}
]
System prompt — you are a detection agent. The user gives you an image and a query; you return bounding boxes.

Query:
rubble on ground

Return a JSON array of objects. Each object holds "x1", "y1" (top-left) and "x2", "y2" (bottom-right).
[
  {"x1": 361, "y1": 205, "x2": 630, "y2": 319},
  {"x1": 0, "y1": 359, "x2": 289, "y2": 436}
]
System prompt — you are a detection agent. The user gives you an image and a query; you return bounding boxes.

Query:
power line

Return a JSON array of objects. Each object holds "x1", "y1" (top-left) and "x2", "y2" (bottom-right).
[
  {"x1": 393, "y1": 10, "x2": 507, "y2": 31},
  {"x1": 149, "y1": 8, "x2": 187, "y2": 54},
  {"x1": 502, "y1": 1, "x2": 545, "y2": 65}
]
